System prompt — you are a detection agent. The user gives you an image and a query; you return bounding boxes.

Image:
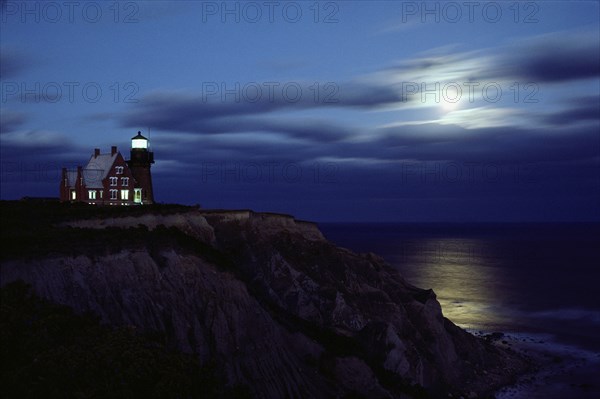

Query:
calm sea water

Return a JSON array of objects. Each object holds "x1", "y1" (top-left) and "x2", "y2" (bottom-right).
[{"x1": 319, "y1": 223, "x2": 600, "y2": 353}]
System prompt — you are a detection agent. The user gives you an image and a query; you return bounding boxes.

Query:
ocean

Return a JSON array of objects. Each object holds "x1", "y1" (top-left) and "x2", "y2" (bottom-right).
[{"x1": 319, "y1": 223, "x2": 600, "y2": 398}]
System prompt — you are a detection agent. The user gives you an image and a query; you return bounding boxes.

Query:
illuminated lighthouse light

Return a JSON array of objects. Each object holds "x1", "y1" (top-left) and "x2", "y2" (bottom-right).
[{"x1": 132, "y1": 131, "x2": 148, "y2": 149}]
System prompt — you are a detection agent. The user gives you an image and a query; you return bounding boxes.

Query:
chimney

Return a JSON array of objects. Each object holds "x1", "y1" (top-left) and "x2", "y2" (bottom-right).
[
  {"x1": 111, "y1": 146, "x2": 117, "y2": 156},
  {"x1": 94, "y1": 148, "x2": 100, "y2": 158}
]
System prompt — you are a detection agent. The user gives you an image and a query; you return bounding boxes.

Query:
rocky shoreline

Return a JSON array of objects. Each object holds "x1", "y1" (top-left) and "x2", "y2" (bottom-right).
[{"x1": 467, "y1": 330, "x2": 600, "y2": 399}]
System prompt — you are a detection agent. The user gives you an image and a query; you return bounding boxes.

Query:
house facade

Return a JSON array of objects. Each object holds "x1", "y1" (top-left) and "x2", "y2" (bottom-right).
[{"x1": 60, "y1": 132, "x2": 154, "y2": 205}]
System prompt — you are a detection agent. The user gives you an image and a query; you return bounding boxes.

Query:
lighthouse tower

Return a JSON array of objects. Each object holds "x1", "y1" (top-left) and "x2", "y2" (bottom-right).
[{"x1": 128, "y1": 131, "x2": 154, "y2": 204}]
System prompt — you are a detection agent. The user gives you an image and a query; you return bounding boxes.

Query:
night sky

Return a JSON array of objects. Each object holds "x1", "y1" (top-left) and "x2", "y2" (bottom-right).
[{"x1": 1, "y1": 1, "x2": 598, "y2": 222}]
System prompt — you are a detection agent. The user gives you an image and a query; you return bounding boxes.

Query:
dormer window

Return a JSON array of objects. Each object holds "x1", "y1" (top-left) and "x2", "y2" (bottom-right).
[
  {"x1": 121, "y1": 177, "x2": 129, "y2": 186},
  {"x1": 110, "y1": 177, "x2": 118, "y2": 186},
  {"x1": 115, "y1": 166, "x2": 124, "y2": 174}
]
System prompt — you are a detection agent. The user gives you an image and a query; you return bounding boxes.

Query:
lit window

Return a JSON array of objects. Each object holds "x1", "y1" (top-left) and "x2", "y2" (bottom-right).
[
  {"x1": 121, "y1": 177, "x2": 129, "y2": 186},
  {"x1": 110, "y1": 189, "x2": 118, "y2": 200},
  {"x1": 88, "y1": 190, "x2": 97, "y2": 200},
  {"x1": 121, "y1": 189, "x2": 129, "y2": 200},
  {"x1": 99, "y1": 190, "x2": 103, "y2": 198},
  {"x1": 71, "y1": 191, "x2": 76, "y2": 200},
  {"x1": 115, "y1": 166, "x2": 124, "y2": 174},
  {"x1": 134, "y1": 188, "x2": 142, "y2": 203},
  {"x1": 110, "y1": 177, "x2": 118, "y2": 186}
]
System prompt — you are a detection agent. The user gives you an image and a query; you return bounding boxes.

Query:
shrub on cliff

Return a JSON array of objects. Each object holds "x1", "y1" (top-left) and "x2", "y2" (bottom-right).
[{"x1": 0, "y1": 281, "x2": 250, "y2": 399}]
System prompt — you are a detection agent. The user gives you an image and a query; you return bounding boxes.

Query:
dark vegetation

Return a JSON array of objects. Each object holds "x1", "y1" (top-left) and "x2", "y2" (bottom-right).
[
  {"x1": 5, "y1": 199, "x2": 197, "y2": 222},
  {"x1": 0, "y1": 200, "x2": 198, "y2": 261},
  {"x1": 0, "y1": 281, "x2": 251, "y2": 399}
]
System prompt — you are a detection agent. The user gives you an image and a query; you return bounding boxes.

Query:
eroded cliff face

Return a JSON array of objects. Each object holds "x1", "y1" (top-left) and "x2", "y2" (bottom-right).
[{"x1": 1, "y1": 208, "x2": 527, "y2": 398}]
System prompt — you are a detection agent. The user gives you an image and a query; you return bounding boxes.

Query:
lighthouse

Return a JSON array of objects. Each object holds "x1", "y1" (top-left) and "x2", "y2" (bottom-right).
[
  {"x1": 58, "y1": 131, "x2": 156, "y2": 205},
  {"x1": 128, "y1": 131, "x2": 155, "y2": 204}
]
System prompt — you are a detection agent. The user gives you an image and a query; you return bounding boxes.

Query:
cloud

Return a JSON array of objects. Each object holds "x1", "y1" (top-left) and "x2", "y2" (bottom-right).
[
  {"x1": 377, "y1": 30, "x2": 600, "y2": 101},
  {"x1": 0, "y1": 111, "x2": 26, "y2": 133},
  {"x1": 345, "y1": 122, "x2": 600, "y2": 166},
  {"x1": 498, "y1": 32, "x2": 600, "y2": 83},
  {"x1": 124, "y1": 80, "x2": 409, "y2": 121},
  {"x1": 245, "y1": 118, "x2": 355, "y2": 142},
  {"x1": 437, "y1": 107, "x2": 531, "y2": 130},
  {"x1": 1, "y1": 130, "x2": 73, "y2": 149},
  {"x1": 0, "y1": 48, "x2": 32, "y2": 79},
  {"x1": 118, "y1": 82, "x2": 408, "y2": 143},
  {"x1": 540, "y1": 95, "x2": 600, "y2": 126}
]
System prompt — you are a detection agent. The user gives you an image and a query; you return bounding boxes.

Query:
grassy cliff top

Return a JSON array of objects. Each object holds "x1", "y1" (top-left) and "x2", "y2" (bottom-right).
[{"x1": 0, "y1": 201, "x2": 202, "y2": 261}]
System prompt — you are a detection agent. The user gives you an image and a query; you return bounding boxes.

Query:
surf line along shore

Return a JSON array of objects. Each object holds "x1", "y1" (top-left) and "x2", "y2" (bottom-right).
[{"x1": 468, "y1": 330, "x2": 600, "y2": 399}]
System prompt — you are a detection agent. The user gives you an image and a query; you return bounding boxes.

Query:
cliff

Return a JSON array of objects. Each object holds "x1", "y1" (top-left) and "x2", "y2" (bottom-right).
[{"x1": 0, "y1": 202, "x2": 528, "y2": 398}]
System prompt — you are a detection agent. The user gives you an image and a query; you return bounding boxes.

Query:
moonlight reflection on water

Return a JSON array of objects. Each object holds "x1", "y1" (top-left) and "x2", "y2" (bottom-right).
[
  {"x1": 391, "y1": 238, "x2": 516, "y2": 331},
  {"x1": 321, "y1": 223, "x2": 600, "y2": 351}
]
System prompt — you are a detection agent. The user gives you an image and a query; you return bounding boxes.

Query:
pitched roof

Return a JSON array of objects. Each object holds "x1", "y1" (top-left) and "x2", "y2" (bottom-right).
[
  {"x1": 66, "y1": 170, "x2": 78, "y2": 187},
  {"x1": 83, "y1": 153, "x2": 117, "y2": 188},
  {"x1": 132, "y1": 131, "x2": 148, "y2": 140}
]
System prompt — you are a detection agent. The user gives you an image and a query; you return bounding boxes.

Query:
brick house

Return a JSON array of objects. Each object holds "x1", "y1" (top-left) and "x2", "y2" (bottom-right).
[{"x1": 60, "y1": 132, "x2": 154, "y2": 205}]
